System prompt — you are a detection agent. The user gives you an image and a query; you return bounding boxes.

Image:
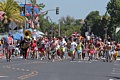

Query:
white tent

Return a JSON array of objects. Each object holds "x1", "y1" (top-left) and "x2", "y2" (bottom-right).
[{"x1": 36, "y1": 30, "x2": 44, "y2": 35}]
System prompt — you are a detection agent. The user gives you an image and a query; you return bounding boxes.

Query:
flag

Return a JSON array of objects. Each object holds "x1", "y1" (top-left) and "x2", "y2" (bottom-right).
[
  {"x1": 29, "y1": 20, "x2": 34, "y2": 28},
  {"x1": 37, "y1": 23, "x2": 40, "y2": 28},
  {"x1": 0, "y1": 11, "x2": 5, "y2": 20},
  {"x1": 35, "y1": 16, "x2": 39, "y2": 22}
]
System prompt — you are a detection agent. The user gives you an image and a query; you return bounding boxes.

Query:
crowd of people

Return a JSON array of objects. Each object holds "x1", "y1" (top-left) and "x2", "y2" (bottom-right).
[{"x1": 0, "y1": 32, "x2": 119, "y2": 63}]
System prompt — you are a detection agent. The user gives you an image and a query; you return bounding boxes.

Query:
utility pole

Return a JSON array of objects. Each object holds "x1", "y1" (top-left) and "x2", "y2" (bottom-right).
[
  {"x1": 25, "y1": 0, "x2": 27, "y2": 30},
  {"x1": 58, "y1": 20, "x2": 60, "y2": 37}
]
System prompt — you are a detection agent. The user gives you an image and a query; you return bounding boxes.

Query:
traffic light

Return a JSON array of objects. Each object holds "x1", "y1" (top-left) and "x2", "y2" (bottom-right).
[{"x1": 56, "y1": 7, "x2": 59, "y2": 15}]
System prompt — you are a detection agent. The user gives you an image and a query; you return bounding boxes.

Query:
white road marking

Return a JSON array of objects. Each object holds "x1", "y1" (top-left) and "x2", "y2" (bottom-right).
[
  {"x1": 26, "y1": 69, "x2": 29, "y2": 71},
  {"x1": 85, "y1": 61, "x2": 92, "y2": 63},
  {"x1": 111, "y1": 72, "x2": 120, "y2": 75},
  {"x1": 116, "y1": 58, "x2": 120, "y2": 60},
  {"x1": 112, "y1": 69, "x2": 120, "y2": 73},
  {"x1": 113, "y1": 68, "x2": 120, "y2": 70},
  {"x1": 70, "y1": 61, "x2": 77, "y2": 62},
  {"x1": 114, "y1": 64, "x2": 120, "y2": 66},
  {"x1": 0, "y1": 76, "x2": 9, "y2": 77},
  {"x1": 70, "y1": 61, "x2": 92, "y2": 63},
  {"x1": 109, "y1": 79, "x2": 113, "y2": 80},
  {"x1": 78, "y1": 61, "x2": 84, "y2": 63}
]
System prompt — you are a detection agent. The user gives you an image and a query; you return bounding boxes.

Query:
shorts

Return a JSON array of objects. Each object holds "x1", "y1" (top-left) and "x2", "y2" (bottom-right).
[
  {"x1": 77, "y1": 50, "x2": 82, "y2": 54},
  {"x1": 70, "y1": 50, "x2": 74, "y2": 54},
  {"x1": 60, "y1": 47, "x2": 65, "y2": 52},
  {"x1": 50, "y1": 49, "x2": 56, "y2": 55},
  {"x1": 111, "y1": 50, "x2": 115, "y2": 54},
  {"x1": 38, "y1": 48, "x2": 44, "y2": 52},
  {"x1": 90, "y1": 50, "x2": 95, "y2": 54},
  {"x1": 106, "y1": 50, "x2": 111, "y2": 56},
  {"x1": 57, "y1": 49, "x2": 61, "y2": 56}
]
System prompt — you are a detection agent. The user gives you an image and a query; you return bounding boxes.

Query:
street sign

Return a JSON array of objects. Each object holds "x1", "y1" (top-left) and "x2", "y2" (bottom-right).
[
  {"x1": 9, "y1": 30, "x2": 16, "y2": 34},
  {"x1": 9, "y1": 21, "x2": 17, "y2": 30},
  {"x1": 20, "y1": 4, "x2": 39, "y2": 17}
]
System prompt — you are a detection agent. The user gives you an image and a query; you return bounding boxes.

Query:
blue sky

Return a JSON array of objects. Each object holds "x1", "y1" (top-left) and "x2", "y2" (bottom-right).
[{"x1": 19, "y1": 0, "x2": 109, "y2": 23}]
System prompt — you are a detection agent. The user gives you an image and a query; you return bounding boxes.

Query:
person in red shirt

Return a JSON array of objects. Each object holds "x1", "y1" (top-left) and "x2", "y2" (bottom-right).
[{"x1": 30, "y1": 39, "x2": 37, "y2": 59}]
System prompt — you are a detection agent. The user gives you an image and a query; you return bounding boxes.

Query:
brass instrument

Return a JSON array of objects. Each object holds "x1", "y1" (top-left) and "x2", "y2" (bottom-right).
[
  {"x1": 21, "y1": 29, "x2": 32, "y2": 49},
  {"x1": 24, "y1": 29, "x2": 32, "y2": 39}
]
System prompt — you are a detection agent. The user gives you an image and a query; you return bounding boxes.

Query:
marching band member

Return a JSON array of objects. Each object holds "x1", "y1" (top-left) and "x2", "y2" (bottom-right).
[{"x1": 20, "y1": 36, "x2": 31, "y2": 60}]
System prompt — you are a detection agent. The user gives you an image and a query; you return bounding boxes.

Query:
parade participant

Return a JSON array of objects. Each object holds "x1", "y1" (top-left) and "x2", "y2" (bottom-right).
[
  {"x1": 70, "y1": 38, "x2": 77, "y2": 61},
  {"x1": 103, "y1": 44, "x2": 107, "y2": 62},
  {"x1": 88, "y1": 43, "x2": 95, "y2": 61},
  {"x1": 60, "y1": 37, "x2": 67, "y2": 59},
  {"x1": 106, "y1": 42, "x2": 112, "y2": 62},
  {"x1": 66, "y1": 38, "x2": 72, "y2": 58},
  {"x1": 3, "y1": 34, "x2": 14, "y2": 62},
  {"x1": 20, "y1": 36, "x2": 31, "y2": 60},
  {"x1": 55, "y1": 37, "x2": 60, "y2": 59},
  {"x1": 30, "y1": 38, "x2": 37, "y2": 59},
  {"x1": 45, "y1": 37, "x2": 51, "y2": 60},
  {"x1": 99, "y1": 39, "x2": 104, "y2": 59},
  {"x1": 111, "y1": 41, "x2": 116, "y2": 61},
  {"x1": 82, "y1": 40, "x2": 86, "y2": 60},
  {"x1": 37, "y1": 37, "x2": 45, "y2": 60},
  {"x1": 14, "y1": 40, "x2": 20, "y2": 57},
  {"x1": 50, "y1": 38, "x2": 57, "y2": 62},
  {"x1": 114, "y1": 42, "x2": 119, "y2": 60},
  {"x1": 2, "y1": 37, "x2": 10, "y2": 62},
  {"x1": 95, "y1": 39, "x2": 100, "y2": 60},
  {"x1": 76, "y1": 40, "x2": 84, "y2": 60}
]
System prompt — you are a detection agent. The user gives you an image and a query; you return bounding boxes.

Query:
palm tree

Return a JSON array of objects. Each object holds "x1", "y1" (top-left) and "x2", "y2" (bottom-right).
[{"x1": 0, "y1": 0, "x2": 25, "y2": 32}]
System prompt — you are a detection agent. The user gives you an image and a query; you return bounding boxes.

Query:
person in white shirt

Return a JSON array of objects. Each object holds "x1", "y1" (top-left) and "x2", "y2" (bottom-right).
[
  {"x1": 70, "y1": 38, "x2": 77, "y2": 61},
  {"x1": 60, "y1": 37, "x2": 67, "y2": 59}
]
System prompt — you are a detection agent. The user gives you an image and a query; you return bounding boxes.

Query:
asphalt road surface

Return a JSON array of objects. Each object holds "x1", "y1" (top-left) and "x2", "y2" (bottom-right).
[{"x1": 0, "y1": 57, "x2": 120, "y2": 80}]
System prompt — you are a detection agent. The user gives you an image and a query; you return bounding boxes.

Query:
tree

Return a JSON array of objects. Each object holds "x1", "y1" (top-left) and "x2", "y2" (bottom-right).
[
  {"x1": 28, "y1": 0, "x2": 50, "y2": 32},
  {"x1": 0, "y1": 0, "x2": 24, "y2": 32},
  {"x1": 59, "y1": 16, "x2": 75, "y2": 26},
  {"x1": 83, "y1": 11, "x2": 110, "y2": 39},
  {"x1": 58, "y1": 16, "x2": 82, "y2": 37},
  {"x1": 107, "y1": 0, "x2": 120, "y2": 40}
]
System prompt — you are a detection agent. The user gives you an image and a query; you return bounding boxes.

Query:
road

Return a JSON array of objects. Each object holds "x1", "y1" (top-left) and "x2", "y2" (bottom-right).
[{"x1": 0, "y1": 57, "x2": 120, "y2": 80}]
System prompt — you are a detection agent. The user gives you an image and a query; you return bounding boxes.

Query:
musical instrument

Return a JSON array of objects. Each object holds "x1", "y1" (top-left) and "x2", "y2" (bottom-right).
[
  {"x1": 24, "y1": 29, "x2": 32, "y2": 39},
  {"x1": 21, "y1": 29, "x2": 32, "y2": 49}
]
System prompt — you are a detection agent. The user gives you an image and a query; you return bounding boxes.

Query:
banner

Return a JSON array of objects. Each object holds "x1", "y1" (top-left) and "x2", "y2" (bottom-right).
[
  {"x1": 20, "y1": 4, "x2": 25, "y2": 16},
  {"x1": 34, "y1": 6, "x2": 39, "y2": 16},
  {"x1": 25, "y1": 4, "x2": 32, "y2": 16},
  {"x1": 20, "y1": 4, "x2": 39, "y2": 17}
]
